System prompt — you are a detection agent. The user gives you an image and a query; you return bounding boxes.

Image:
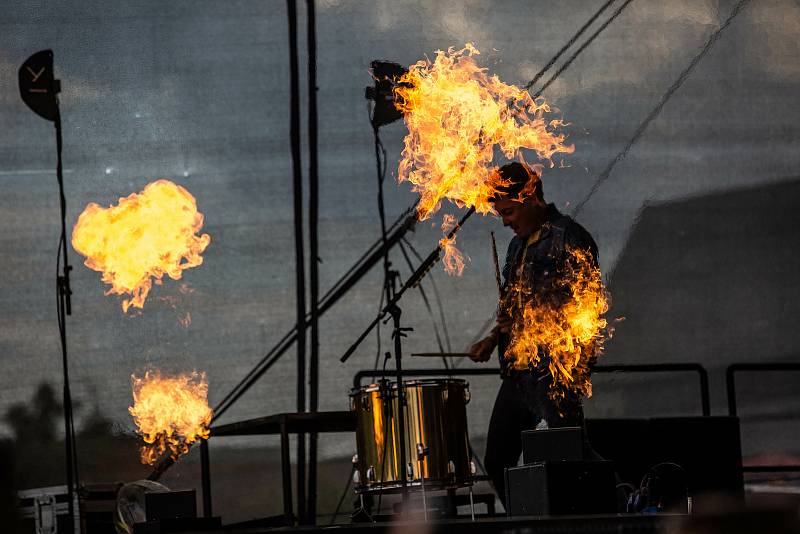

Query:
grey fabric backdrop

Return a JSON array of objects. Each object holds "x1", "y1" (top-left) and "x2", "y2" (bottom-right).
[{"x1": 2, "y1": 0, "x2": 799, "y2": 519}]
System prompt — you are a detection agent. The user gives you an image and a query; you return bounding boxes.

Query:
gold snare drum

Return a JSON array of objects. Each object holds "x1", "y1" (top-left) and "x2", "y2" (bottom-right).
[{"x1": 350, "y1": 379, "x2": 473, "y2": 493}]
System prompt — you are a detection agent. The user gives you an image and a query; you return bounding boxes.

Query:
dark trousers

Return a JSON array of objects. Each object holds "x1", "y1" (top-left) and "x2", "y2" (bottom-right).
[{"x1": 484, "y1": 374, "x2": 589, "y2": 507}]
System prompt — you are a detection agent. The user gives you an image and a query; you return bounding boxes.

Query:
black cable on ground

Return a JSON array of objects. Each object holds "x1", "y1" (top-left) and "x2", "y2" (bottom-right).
[
  {"x1": 524, "y1": 0, "x2": 617, "y2": 91},
  {"x1": 328, "y1": 464, "x2": 355, "y2": 526},
  {"x1": 571, "y1": 0, "x2": 753, "y2": 218}
]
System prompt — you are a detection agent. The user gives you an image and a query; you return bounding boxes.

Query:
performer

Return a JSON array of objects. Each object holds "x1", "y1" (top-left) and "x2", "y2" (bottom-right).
[{"x1": 469, "y1": 161, "x2": 600, "y2": 505}]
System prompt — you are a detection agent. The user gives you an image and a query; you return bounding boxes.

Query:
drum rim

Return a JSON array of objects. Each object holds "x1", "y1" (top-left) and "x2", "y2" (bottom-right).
[
  {"x1": 351, "y1": 378, "x2": 468, "y2": 394},
  {"x1": 354, "y1": 477, "x2": 474, "y2": 494}
]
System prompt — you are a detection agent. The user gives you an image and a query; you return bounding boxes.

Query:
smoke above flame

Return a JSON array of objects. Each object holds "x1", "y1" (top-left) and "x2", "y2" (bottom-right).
[
  {"x1": 128, "y1": 369, "x2": 213, "y2": 465},
  {"x1": 71, "y1": 180, "x2": 211, "y2": 313},
  {"x1": 504, "y1": 246, "x2": 611, "y2": 401},
  {"x1": 394, "y1": 43, "x2": 574, "y2": 221}
]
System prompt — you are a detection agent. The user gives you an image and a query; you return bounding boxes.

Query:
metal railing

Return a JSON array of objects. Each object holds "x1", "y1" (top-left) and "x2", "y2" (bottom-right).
[
  {"x1": 726, "y1": 362, "x2": 800, "y2": 473},
  {"x1": 353, "y1": 362, "x2": 711, "y2": 416}
]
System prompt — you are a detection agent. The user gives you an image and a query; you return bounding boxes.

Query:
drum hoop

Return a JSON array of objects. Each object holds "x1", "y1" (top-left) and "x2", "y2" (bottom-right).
[
  {"x1": 351, "y1": 378, "x2": 468, "y2": 395},
  {"x1": 355, "y1": 477, "x2": 474, "y2": 494}
]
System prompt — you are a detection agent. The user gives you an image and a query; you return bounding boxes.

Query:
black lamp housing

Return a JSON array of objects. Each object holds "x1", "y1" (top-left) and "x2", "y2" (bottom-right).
[{"x1": 365, "y1": 60, "x2": 410, "y2": 129}]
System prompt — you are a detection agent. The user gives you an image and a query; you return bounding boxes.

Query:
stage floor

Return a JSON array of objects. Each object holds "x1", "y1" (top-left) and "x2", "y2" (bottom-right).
[{"x1": 199, "y1": 513, "x2": 672, "y2": 534}]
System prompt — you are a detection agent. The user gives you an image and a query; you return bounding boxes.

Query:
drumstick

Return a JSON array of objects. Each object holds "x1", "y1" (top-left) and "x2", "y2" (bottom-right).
[
  {"x1": 411, "y1": 352, "x2": 473, "y2": 358},
  {"x1": 490, "y1": 231, "x2": 502, "y2": 298}
]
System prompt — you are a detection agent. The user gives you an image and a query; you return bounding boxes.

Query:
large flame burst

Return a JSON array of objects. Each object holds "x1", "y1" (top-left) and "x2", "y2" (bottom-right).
[
  {"x1": 504, "y1": 246, "x2": 610, "y2": 402},
  {"x1": 128, "y1": 369, "x2": 213, "y2": 465},
  {"x1": 71, "y1": 180, "x2": 211, "y2": 312},
  {"x1": 394, "y1": 43, "x2": 574, "y2": 221}
]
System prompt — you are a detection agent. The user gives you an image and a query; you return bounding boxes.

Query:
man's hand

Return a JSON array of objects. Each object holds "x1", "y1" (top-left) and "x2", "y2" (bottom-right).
[{"x1": 469, "y1": 335, "x2": 496, "y2": 363}]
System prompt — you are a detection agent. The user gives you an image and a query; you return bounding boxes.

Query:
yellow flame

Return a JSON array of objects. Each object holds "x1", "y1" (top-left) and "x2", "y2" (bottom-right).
[
  {"x1": 394, "y1": 43, "x2": 574, "y2": 221},
  {"x1": 439, "y1": 214, "x2": 466, "y2": 276},
  {"x1": 128, "y1": 369, "x2": 213, "y2": 465},
  {"x1": 71, "y1": 180, "x2": 211, "y2": 312},
  {"x1": 503, "y1": 246, "x2": 610, "y2": 401}
]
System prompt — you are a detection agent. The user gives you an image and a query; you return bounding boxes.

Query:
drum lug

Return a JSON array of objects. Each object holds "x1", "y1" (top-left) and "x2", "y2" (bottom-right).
[
  {"x1": 366, "y1": 466, "x2": 376, "y2": 482},
  {"x1": 447, "y1": 460, "x2": 456, "y2": 475},
  {"x1": 361, "y1": 395, "x2": 371, "y2": 411},
  {"x1": 350, "y1": 396, "x2": 356, "y2": 412},
  {"x1": 442, "y1": 389, "x2": 449, "y2": 402},
  {"x1": 470, "y1": 460, "x2": 477, "y2": 476},
  {"x1": 406, "y1": 462, "x2": 414, "y2": 479},
  {"x1": 463, "y1": 388, "x2": 471, "y2": 404},
  {"x1": 353, "y1": 469, "x2": 361, "y2": 485},
  {"x1": 352, "y1": 453, "x2": 359, "y2": 464}
]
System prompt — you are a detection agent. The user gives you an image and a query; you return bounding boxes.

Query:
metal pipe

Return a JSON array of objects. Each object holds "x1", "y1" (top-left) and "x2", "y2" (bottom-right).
[
  {"x1": 287, "y1": 0, "x2": 306, "y2": 523},
  {"x1": 306, "y1": 0, "x2": 320, "y2": 524}
]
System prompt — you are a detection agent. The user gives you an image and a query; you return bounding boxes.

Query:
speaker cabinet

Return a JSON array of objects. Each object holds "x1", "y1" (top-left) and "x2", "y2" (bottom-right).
[
  {"x1": 585, "y1": 416, "x2": 744, "y2": 511},
  {"x1": 522, "y1": 426, "x2": 583, "y2": 463},
  {"x1": 504, "y1": 460, "x2": 616, "y2": 517}
]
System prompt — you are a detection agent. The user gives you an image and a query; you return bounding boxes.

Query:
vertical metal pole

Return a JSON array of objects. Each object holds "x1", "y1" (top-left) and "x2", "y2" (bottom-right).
[
  {"x1": 200, "y1": 439, "x2": 212, "y2": 517},
  {"x1": 389, "y1": 302, "x2": 409, "y2": 508},
  {"x1": 280, "y1": 419, "x2": 294, "y2": 525},
  {"x1": 306, "y1": 0, "x2": 320, "y2": 525},
  {"x1": 286, "y1": 0, "x2": 306, "y2": 523},
  {"x1": 55, "y1": 108, "x2": 78, "y2": 534}
]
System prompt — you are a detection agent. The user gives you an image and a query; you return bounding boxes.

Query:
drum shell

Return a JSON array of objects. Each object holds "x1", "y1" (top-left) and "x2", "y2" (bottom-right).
[{"x1": 351, "y1": 379, "x2": 471, "y2": 492}]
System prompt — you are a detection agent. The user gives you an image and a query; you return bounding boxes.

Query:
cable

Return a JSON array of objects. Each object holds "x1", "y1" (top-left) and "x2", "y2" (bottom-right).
[
  {"x1": 524, "y1": 0, "x2": 618, "y2": 91},
  {"x1": 570, "y1": 0, "x2": 753, "y2": 218},
  {"x1": 328, "y1": 464, "x2": 355, "y2": 525},
  {"x1": 531, "y1": 0, "x2": 636, "y2": 100},
  {"x1": 370, "y1": 102, "x2": 394, "y2": 371}
]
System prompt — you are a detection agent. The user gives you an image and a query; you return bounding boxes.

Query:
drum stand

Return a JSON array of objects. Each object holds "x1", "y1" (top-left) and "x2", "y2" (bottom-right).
[{"x1": 340, "y1": 208, "x2": 476, "y2": 517}]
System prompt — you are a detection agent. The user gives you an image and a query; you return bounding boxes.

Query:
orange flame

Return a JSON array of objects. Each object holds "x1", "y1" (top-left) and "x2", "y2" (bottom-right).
[
  {"x1": 503, "y1": 246, "x2": 611, "y2": 402},
  {"x1": 439, "y1": 214, "x2": 466, "y2": 276},
  {"x1": 71, "y1": 180, "x2": 211, "y2": 312},
  {"x1": 394, "y1": 43, "x2": 574, "y2": 221},
  {"x1": 128, "y1": 369, "x2": 212, "y2": 465}
]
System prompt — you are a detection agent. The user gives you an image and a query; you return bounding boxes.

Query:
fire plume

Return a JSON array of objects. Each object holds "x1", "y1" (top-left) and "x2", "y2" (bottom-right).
[
  {"x1": 504, "y1": 246, "x2": 610, "y2": 401},
  {"x1": 71, "y1": 180, "x2": 211, "y2": 312},
  {"x1": 394, "y1": 43, "x2": 574, "y2": 221},
  {"x1": 440, "y1": 214, "x2": 466, "y2": 276},
  {"x1": 128, "y1": 369, "x2": 212, "y2": 465}
]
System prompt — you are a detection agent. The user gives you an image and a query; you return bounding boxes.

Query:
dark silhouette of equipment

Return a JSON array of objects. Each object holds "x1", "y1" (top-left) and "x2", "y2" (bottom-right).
[{"x1": 365, "y1": 60, "x2": 409, "y2": 129}]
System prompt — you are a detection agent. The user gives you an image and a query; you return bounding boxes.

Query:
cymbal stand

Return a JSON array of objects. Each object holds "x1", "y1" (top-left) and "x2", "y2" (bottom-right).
[{"x1": 416, "y1": 442, "x2": 429, "y2": 520}]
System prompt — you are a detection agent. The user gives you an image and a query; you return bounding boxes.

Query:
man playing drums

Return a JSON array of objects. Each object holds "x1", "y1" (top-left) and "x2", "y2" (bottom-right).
[{"x1": 469, "y1": 161, "x2": 601, "y2": 505}]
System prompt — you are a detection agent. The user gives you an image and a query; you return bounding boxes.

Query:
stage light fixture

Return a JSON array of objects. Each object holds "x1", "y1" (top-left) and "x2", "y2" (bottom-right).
[{"x1": 364, "y1": 60, "x2": 409, "y2": 129}]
